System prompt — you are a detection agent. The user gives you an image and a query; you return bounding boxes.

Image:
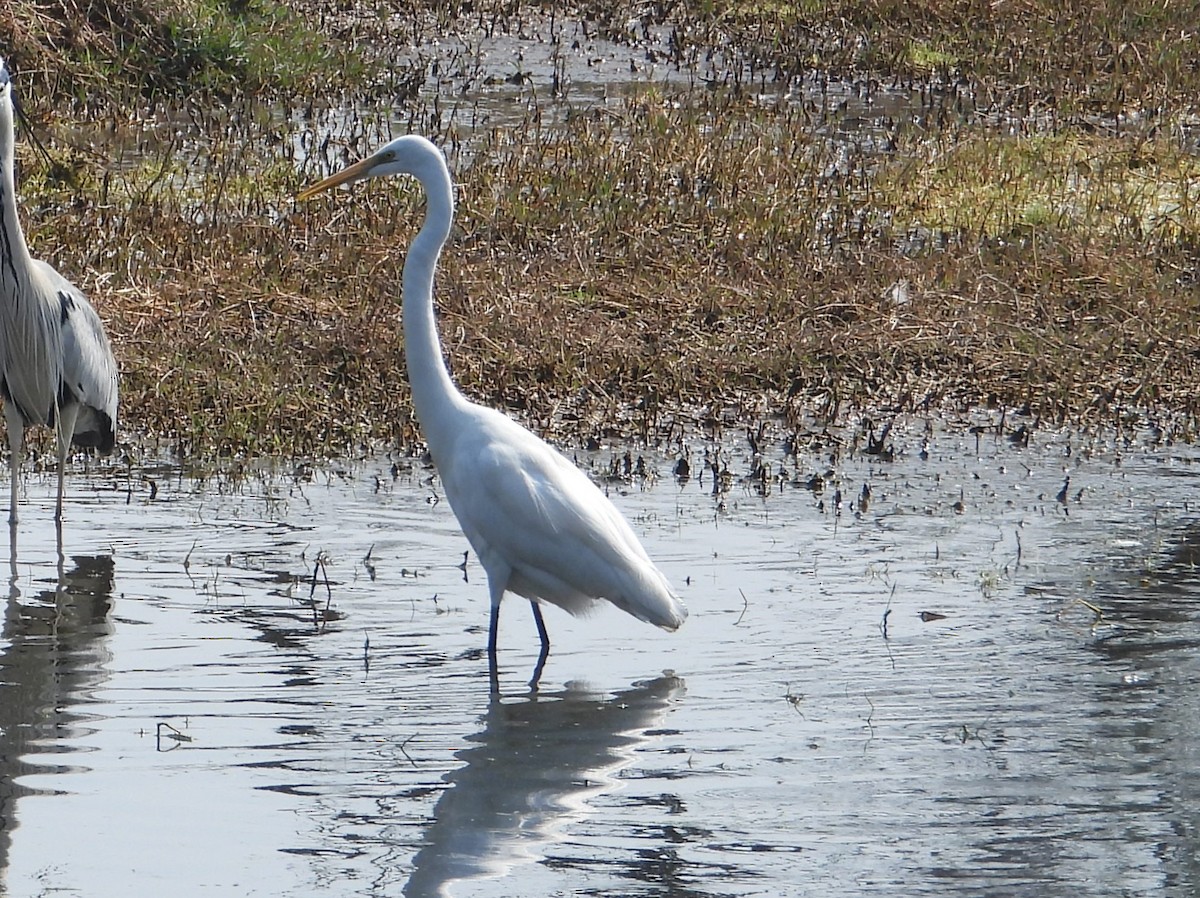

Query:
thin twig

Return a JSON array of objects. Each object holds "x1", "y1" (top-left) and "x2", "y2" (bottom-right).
[{"x1": 399, "y1": 735, "x2": 418, "y2": 768}]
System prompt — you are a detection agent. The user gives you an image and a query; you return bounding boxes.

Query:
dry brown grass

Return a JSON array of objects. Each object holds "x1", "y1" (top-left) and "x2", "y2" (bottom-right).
[
  {"x1": 53, "y1": 91, "x2": 1196, "y2": 457},
  {"x1": 7, "y1": 2, "x2": 1200, "y2": 458},
  {"x1": 672, "y1": 0, "x2": 1200, "y2": 117},
  {"x1": 2, "y1": 0, "x2": 189, "y2": 98},
  {"x1": 0, "y1": 0, "x2": 361, "y2": 112}
]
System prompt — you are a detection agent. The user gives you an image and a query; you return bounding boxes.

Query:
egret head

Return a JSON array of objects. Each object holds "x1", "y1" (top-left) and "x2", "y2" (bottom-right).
[
  {"x1": 297, "y1": 134, "x2": 446, "y2": 200},
  {"x1": 0, "y1": 57, "x2": 10, "y2": 96}
]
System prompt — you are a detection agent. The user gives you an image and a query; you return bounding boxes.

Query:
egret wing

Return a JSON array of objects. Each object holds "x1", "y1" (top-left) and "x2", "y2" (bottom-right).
[{"x1": 442, "y1": 409, "x2": 684, "y2": 629}]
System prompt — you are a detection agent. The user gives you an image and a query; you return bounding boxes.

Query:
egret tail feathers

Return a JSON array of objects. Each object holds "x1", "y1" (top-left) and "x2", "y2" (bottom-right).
[{"x1": 609, "y1": 566, "x2": 688, "y2": 632}]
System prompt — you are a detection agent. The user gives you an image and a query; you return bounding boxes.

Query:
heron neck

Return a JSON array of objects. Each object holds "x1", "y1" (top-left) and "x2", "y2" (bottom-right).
[
  {"x1": 403, "y1": 169, "x2": 467, "y2": 455},
  {"x1": 0, "y1": 98, "x2": 33, "y2": 287}
]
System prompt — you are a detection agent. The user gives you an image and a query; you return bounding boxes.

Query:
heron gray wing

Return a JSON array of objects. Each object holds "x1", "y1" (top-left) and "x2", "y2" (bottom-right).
[
  {"x1": 0, "y1": 263, "x2": 63, "y2": 426},
  {"x1": 31, "y1": 260, "x2": 118, "y2": 444}
]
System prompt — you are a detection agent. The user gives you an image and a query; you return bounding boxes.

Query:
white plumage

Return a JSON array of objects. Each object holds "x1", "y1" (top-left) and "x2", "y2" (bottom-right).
[
  {"x1": 299, "y1": 134, "x2": 686, "y2": 663},
  {"x1": 0, "y1": 58, "x2": 119, "y2": 524}
]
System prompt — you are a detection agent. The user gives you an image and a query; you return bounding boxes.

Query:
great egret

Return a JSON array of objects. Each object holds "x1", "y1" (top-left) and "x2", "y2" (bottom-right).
[
  {"x1": 0, "y1": 57, "x2": 119, "y2": 524},
  {"x1": 299, "y1": 135, "x2": 686, "y2": 666}
]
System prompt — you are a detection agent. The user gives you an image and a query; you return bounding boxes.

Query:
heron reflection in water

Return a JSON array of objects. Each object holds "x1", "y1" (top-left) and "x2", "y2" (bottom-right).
[{"x1": 0, "y1": 550, "x2": 115, "y2": 870}]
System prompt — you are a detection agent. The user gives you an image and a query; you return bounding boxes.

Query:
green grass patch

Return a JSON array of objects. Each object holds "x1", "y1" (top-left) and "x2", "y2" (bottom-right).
[
  {"x1": 0, "y1": 0, "x2": 364, "y2": 109},
  {"x1": 878, "y1": 132, "x2": 1200, "y2": 246},
  {"x1": 905, "y1": 41, "x2": 958, "y2": 72}
]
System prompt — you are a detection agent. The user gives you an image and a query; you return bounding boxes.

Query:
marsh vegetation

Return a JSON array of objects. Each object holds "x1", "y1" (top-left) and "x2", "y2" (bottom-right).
[{"x1": 2, "y1": 0, "x2": 1199, "y2": 457}]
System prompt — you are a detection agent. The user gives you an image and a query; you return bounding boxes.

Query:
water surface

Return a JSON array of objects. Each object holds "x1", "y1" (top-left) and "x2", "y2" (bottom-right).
[{"x1": 2, "y1": 419, "x2": 1199, "y2": 896}]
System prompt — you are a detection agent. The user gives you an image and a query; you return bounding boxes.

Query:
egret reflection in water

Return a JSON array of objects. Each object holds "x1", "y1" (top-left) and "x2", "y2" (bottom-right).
[{"x1": 404, "y1": 675, "x2": 686, "y2": 897}]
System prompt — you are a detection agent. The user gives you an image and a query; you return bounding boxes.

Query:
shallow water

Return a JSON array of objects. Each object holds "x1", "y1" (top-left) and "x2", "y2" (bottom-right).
[
  {"x1": 2, "y1": 419, "x2": 1200, "y2": 896},
  {"x1": 58, "y1": 8, "x2": 924, "y2": 188}
]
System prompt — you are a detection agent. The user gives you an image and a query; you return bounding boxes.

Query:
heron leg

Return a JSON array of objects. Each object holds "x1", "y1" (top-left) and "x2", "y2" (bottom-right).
[
  {"x1": 4, "y1": 402, "x2": 22, "y2": 525},
  {"x1": 54, "y1": 404, "x2": 80, "y2": 524},
  {"x1": 8, "y1": 518, "x2": 17, "y2": 594},
  {"x1": 54, "y1": 453, "x2": 65, "y2": 523}
]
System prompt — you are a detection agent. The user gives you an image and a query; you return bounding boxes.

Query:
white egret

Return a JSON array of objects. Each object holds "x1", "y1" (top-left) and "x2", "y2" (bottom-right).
[
  {"x1": 299, "y1": 135, "x2": 686, "y2": 666},
  {"x1": 0, "y1": 58, "x2": 119, "y2": 524}
]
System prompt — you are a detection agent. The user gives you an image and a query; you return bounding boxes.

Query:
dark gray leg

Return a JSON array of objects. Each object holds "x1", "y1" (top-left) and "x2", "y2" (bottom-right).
[{"x1": 530, "y1": 601, "x2": 549, "y2": 654}]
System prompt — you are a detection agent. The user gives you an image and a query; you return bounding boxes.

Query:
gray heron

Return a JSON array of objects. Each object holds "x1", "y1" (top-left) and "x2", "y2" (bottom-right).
[{"x1": 0, "y1": 57, "x2": 119, "y2": 524}]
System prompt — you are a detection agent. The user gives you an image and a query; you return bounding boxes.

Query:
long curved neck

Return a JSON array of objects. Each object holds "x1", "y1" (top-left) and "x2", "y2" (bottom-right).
[
  {"x1": 0, "y1": 90, "x2": 61, "y2": 425},
  {"x1": 0, "y1": 92, "x2": 33, "y2": 289},
  {"x1": 404, "y1": 163, "x2": 468, "y2": 455}
]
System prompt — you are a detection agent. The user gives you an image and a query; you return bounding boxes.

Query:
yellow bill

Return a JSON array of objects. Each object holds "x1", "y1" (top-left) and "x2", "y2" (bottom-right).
[{"x1": 296, "y1": 155, "x2": 377, "y2": 201}]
